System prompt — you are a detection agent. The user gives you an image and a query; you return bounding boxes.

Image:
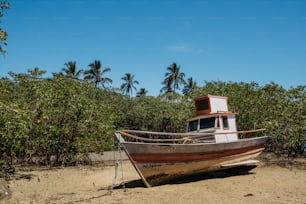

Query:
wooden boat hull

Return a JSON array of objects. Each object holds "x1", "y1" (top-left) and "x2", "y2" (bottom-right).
[{"x1": 116, "y1": 132, "x2": 267, "y2": 187}]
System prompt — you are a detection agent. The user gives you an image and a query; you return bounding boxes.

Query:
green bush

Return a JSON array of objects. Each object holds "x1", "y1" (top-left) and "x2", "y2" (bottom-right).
[{"x1": 1, "y1": 71, "x2": 118, "y2": 170}]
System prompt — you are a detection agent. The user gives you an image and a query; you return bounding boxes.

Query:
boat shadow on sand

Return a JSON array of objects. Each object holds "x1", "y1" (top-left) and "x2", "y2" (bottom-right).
[{"x1": 111, "y1": 165, "x2": 257, "y2": 189}]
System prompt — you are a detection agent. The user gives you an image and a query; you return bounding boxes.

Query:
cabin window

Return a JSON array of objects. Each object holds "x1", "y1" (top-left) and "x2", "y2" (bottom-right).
[
  {"x1": 188, "y1": 120, "x2": 198, "y2": 132},
  {"x1": 200, "y1": 117, "x2": 215, "y2": 129},
  {"x1": 216, "y1": 117, "x2": 220, "y2": 129},
  {"x1": 196, "y1": 99, "x2": 209, "y2": 112},
  {"x1": 222, "y1": 116, "x2": 229, "y2": 129}
]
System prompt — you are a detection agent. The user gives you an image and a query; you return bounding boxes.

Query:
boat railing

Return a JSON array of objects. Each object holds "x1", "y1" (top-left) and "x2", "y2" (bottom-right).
[
  {"x1": 237, "y1": 128, "x2": 267, "y2": 139},
  {"x1": 117, "y1": 128, "x2": 266, "y2": 144}
]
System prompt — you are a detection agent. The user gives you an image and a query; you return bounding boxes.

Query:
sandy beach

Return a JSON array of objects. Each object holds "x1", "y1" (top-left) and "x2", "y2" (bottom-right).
[{"x1": 1, "y1": 153, "x2": 306, "y2": 204}]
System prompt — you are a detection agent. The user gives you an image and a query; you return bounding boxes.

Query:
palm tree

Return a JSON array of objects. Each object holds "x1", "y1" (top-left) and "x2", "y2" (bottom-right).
[
  {"x1": 120, "y1": 73, "x2": 139, "y2": 96},
  {"x1": 183, "y1": 77, "x2": 197, "y2": 96},
  {"x1": 160, "y1": 79, "x2": 173, "y2": 95},
  {"x1": 161, "y1": 62, "x2": 186, "y2": 95},
  {"x1": 84, "y1": 60, "x2": 112, "y2": 88},
  {"x1": 61, "y1": 61, "x2": 83, "y2": 79},
  {"x1": 136, "y1": 88, "x2": 148, "y2": 97}
]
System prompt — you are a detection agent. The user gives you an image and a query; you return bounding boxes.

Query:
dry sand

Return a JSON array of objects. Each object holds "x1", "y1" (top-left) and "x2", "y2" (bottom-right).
[{"x1": 1, "y1": 154, "x2": 306, "y2": 204}]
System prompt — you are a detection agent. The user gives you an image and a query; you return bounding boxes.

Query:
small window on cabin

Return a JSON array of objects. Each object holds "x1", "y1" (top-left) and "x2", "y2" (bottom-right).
[
  {"x1": 222, "y1": 116, "x2": 229, "y2": 129},
  {"x1": 196, "y1": 99, "x2": 209, "y2": 111},
  {"x1": 188, "y1": 120, "x2": 198, "y2": 132},
  {"x1": 216, "y1": 117, "x2": 220, "y2": 129},
  {"x1": 199, "y1": 117, "x2": 215, "y2": 129}
]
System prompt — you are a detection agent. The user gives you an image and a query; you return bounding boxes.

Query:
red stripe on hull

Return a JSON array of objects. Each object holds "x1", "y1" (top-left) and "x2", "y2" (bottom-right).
[{"x1": 130, "y1": 145, "x2": 264, "y2": 163}]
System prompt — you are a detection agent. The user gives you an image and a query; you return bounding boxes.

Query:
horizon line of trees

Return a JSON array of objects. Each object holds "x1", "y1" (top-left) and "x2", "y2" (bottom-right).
[{"x1": 4, "y1": 60, "x2": 197, "y2": 98}]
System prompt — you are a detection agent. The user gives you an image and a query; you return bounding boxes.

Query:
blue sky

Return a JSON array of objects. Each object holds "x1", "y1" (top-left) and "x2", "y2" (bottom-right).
[{"x1": 1, "y1": 0, "x2": 305, "y2": 96}]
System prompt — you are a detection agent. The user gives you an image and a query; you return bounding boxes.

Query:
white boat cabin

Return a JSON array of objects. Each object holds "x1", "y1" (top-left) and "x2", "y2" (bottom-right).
[{"x1": 187, "y1": 95, "x2": 238, "y2": 143}]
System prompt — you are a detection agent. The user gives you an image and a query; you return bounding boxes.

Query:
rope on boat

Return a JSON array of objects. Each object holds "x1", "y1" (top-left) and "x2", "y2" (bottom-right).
[
  {"x1": 112, "y1": 139, "x2": 125, "y2": 191},
  {"x1": 119, "y1": 143, "x2": 125, "y2": 191},
  {"x1": 119, "y1": 128, "x2": 266, "y2": 143},
  {"x1": 119, "y1": 130, "x2": 190, "y2": 142},
  {"x1": 111, "y1": 143, "x2": 118, "y2": 190}
]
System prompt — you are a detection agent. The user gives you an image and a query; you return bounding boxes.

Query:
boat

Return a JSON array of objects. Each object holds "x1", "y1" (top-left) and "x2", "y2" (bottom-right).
[{"x1": 115, "y1": 95, "x2": 268, "y2": 187}]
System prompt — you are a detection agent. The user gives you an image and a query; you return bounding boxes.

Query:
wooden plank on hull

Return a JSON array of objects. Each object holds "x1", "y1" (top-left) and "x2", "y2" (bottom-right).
[
  {"x1": 221, "y1": 159, "x2": 259, "y2": 167},
  {"x1": 129, "y1": 145, "x2": 264, "y2": 163},
  {"x1": 122, "y1": 136, "x2": 268, "y2": 154}
]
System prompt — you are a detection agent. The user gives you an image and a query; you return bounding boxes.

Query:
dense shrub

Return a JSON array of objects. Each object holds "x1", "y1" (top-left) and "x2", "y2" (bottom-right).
[
  {"x1": 0, "y1": 71, "x2": 118, "y2": 173},
  {"x1": 116, "y1": 96, "x2": 193, "y2": 132}
]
